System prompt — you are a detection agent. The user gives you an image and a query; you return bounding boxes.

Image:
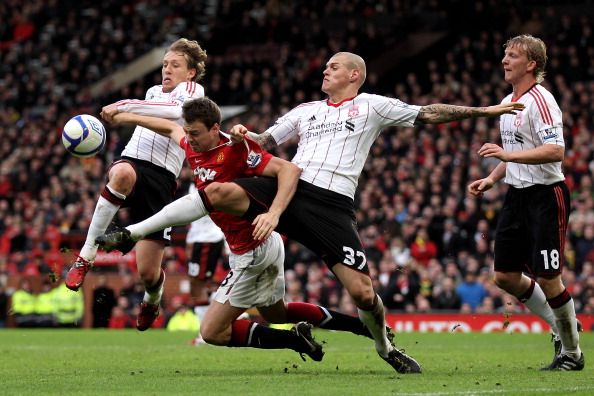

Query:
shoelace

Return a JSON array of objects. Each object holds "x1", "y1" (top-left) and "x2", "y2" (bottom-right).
[{"x1": 74, "y1": 258, "x2": 91, "y2": 268}]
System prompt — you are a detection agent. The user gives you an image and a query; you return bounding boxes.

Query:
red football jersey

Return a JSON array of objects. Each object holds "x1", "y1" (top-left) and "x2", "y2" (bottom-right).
[{"x1": 179, "y1": 134, "x2": 272, "y2": 254}]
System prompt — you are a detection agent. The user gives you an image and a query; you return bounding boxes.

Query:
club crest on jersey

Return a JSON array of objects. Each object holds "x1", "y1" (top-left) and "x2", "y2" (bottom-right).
[
  {"x1": 514, "y1": 112, "x2": 522, "y2": 127},
  {"x1": 217, "y1": 152, "x2": 225, "y2": 162},
  {"x1": 348, "y1": 105, "x2": 359, "y2": 118},
  {"x1": 246, "y1": 150, "x2": 262, "y2": 168}
]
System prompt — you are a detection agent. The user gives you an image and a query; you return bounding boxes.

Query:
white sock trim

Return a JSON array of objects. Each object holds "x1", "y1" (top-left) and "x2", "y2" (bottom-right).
[{"x1": 106, "y1": 184, "x2": 127, "y2": 200}]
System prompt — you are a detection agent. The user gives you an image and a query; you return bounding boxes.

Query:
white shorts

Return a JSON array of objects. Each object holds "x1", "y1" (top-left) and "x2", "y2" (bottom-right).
[{"x1": 213, "y1": 232, "x2": 285, "y2": 309}]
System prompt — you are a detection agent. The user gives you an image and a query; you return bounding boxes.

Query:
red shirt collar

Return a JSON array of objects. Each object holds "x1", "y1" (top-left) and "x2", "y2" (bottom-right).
[{"x1": 326, "y1": 96, "x2": 356, "y2": 107}]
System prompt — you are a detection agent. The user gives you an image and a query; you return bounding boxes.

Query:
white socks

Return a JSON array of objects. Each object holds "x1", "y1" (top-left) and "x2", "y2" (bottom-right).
[
  {"x1": 521, "y1": 279, "x2": 558, "y2": 336},
  {"x1": 144, "y1": 271, "x2": 165, "y2": 304},
  {"x1": 128, "y1": 192, "x2": 208, "y2": 240},
  {"x1": 79, "y1": 188, "x2": 125, "y2": 261},
  {"x1": 552, "y1": 298, "x2": 581, "y2": 358},
  {"x1": 357, "y1": 294, "x2": 391, "y2": 357}
]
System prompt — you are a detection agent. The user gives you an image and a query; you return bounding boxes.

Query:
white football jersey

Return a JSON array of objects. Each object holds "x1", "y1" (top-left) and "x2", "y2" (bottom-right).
[
  {"x1": 118, "y1": 81, "x2": 204, "y2": 177},
  {"x1": 499, "y1": 84, "x2": 565, "y2": 188},
  {"x1": 185, "y1": 184, "x2": 224, "y2": 243},
  {"x1": 267, "y1": 93, "x2": 420, "y2": 198}
]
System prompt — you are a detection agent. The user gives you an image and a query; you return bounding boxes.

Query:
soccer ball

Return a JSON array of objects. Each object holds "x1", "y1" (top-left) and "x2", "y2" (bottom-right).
[{"x1": 62, "y1": 114, "x2": 106, "y2": 158}]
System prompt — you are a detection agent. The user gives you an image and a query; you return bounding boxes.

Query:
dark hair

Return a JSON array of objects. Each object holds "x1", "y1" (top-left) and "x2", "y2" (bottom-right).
[
  {"x1": 168, "y1": 38, "x2": 207, "y2": 82},
  {"x1": 182, "y1": 97, "x2": 221, "y2": 128}
]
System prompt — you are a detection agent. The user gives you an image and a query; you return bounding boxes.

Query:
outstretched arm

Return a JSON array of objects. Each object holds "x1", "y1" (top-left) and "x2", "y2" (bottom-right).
[
  {"x1": 415, "y1": 102, "x2": 524, "y2": 125},
  {"x1": 251, "y1": 158, "x2": 301, "y2": 240},
  {"x1": 248, "y1": 131, "x2": 277, "y2": 150},
  {"x1": 101, "y1": 101, "x2": 182, "y2": 123},
  {"x1": 101, "y1": 83, "x2": 203, "y2": 122},
  {"x1": 228, "y1": 124, "x2": 278, "y2": 150},
  {"x1": 111, "y1": 113, "x2": 186, "y2": 144}
]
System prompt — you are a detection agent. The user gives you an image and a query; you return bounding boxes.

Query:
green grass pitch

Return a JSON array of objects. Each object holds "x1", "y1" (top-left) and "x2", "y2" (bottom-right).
[{"x1": 0, "y1": 329, "x2": 591, "y2": 395}]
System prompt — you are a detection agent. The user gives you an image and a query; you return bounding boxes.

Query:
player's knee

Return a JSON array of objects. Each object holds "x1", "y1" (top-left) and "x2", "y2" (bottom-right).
[
  {"x1": 348, "y1": 280, "x2": 376, "y2": 307},
  {"x1": 204, "y1": 182, "x2": 228, "y2": 206},
  {"x1": 337, "y1": 268, "x2": 376, "y2": 307},
  {"x1": 138, "y1": 267, "x2": 160, "y2": 287},
  {"x1": 108, "y1": 163, "x2": 136, "y2": 192},
  {"x1": 356, "y1": 288, "x2": 377, "y2": 308},
  {"x1": 494, "y1": 272, "x2": 515, "y2": 292},
  {"x1": 199, "y1": 324, "x2": 225, "y2": 346},
  {"x1": 537, "y1": 275, "x2": 563, "y2": 295}
]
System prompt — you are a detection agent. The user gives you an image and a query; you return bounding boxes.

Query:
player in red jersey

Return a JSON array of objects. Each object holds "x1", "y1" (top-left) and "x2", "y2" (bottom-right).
[{"x1": 97, "y1": 97, "x2": 384, "y2": 360}]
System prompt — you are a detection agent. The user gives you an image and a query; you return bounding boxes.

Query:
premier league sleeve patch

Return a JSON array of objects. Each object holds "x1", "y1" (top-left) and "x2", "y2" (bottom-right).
[
  {"x1": 541, "y1": 127, "x2": 560, "y2": 143},
  {"x1": 246, "y1": 150, "x2": 262, "y2": 168}
]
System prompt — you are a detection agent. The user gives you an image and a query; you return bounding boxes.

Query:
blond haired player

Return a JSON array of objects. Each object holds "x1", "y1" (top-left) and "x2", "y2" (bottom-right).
[
  {"x1": 468, "y1": 34, "x2": 583, "y2": 371},
  {"x1": 65, "y1": 38, "x2": 206, "y2": 332}
]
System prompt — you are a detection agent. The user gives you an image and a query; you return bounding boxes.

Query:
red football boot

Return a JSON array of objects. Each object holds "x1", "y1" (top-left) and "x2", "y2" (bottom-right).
[
  {"x1": 136, "y1": 270, "x2": 165, "y2": 331},
  {"x1": 65, "y1": 256, "x2": 93, "y2": 291},
  {"x1": 136, "y1": 302, "x2": 160, "y2": 331}
]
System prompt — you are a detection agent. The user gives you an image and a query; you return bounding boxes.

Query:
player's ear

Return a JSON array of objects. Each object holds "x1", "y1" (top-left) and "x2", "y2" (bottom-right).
[
  {"x1": 526, "y1": 60, "x2": 536, "y2": 74},
  {"x1": 187, "y1": 68, "x2": 197, "y2": 81},
  {"x1": 211, "y1": 122, "x2": 220, "y2": 133},
  {"x1": 350, "y1": 69, "x2": 360, "y2": 83}
]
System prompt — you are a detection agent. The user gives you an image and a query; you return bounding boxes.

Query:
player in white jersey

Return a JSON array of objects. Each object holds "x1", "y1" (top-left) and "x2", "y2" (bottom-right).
[
  {"x1": 468, "y1": 34, "x2": 583, "y2": 371},
  {"x1": 101, "y1": 51, "x2": 520, "y2": 374},
  {"x1": 65, "y1": 38, "x2": 207, "y2": 331},
  {"x1": 185, "y1": 183, "x2": 226, "y2": 333}
]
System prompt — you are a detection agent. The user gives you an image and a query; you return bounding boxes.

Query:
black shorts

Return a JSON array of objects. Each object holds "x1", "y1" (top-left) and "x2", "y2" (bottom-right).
[
  {"x1": 494, "y1": 181, "x2": 570, "y2": 278},
  {"x1": 234, "y1": 177, "x2": 368, "y2": 274},
  {"x1": 110, "y1": 157, "x2": 177, "y2": 242},
  {"x1": 187, "y1": 240, "x2": 225, "y2": 280}
]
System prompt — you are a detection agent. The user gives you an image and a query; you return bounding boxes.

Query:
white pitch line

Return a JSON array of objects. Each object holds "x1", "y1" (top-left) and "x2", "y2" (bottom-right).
[{"x1": 396, "y1": 384, "x2": 594, "y2": 396}]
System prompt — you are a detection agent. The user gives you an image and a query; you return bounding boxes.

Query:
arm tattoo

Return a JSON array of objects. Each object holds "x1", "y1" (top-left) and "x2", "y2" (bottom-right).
[
  {"x1": 415, "y1": 104, "x2": 487, "y2": 125},
  {"x1": 248, "y1": 131, "x2": 277, "y2": 150}
]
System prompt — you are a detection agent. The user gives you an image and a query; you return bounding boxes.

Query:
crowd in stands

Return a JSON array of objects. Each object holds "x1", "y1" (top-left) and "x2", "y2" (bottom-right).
[{"x1": 1, "y1": 1, "x2": 594, "y2": 327}]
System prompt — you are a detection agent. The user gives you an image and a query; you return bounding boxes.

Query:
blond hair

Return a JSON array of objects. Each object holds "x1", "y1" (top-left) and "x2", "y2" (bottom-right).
[
  {"x1": 168, "y1": 38, "x2": 207, "y2": 82},
  {"x1": 333, "y1": 52, "x2": 367, "y2": 87},
  {"x1": 504, "y1": 34, "x2": 547, "y2": 83}
]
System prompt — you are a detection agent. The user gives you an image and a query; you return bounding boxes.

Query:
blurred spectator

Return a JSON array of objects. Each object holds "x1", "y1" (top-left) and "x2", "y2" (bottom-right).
[
  {"x1": 53, "y1": 282, "x2": 84, "y2": 327},
  {"x1": 92, "y1": 275, "x2": 117, "y2": 328},
  {"x1": 432, "y1": 277, "x2": 461, "y2": 310},
  {"x1": 440, "y1": 218, "x2": 465, "y2": 258},
  {"x1": 34, "y1": 281, "x2": 56, "y2": 327},
  {"x1": 575, "y1": 224, "x2": 594, "y2": 269},
  {"x1": 476, "y1": 296, "x2": 496, "y2": 314},
  {"x1": 389, "y1": 237, "x2": 411, "y2": 267},
  {"x1": 11, "y1": 278, "x2": 36, "y2": 327},
  {"x1": 166, "y1": 304, "x2": 199, "y2": 332},
  {"x1": 410, "y1": 228, "x2": 438, "y2": 267},
  {"x1": 0, "y1": 283, "x2": 7, "y2": 327},
  {"x1": 456, "y1": 271, "x2": 487, "y2": 312},
  {"x1": 380, "y1": 268, "x2": 420, "y2": 311},
  {"x1": 119, "y1": 275, "x2": 144, "y2": 308},
  {"x1": 108, "y1": 306, "x2": 133, "y2": 329}
]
